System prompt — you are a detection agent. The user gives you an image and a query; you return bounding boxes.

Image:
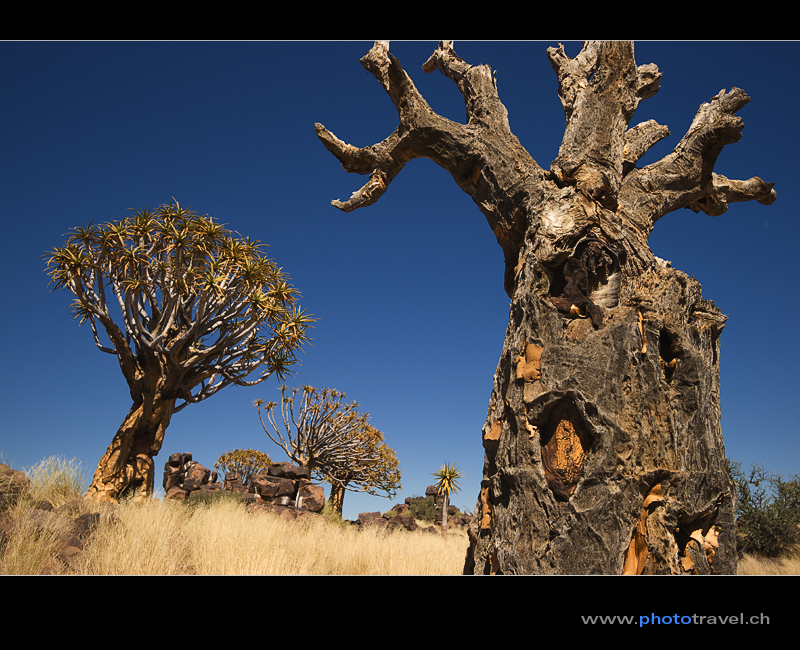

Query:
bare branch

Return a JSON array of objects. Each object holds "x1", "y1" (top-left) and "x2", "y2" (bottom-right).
[
  {"x1": 314, "y1": 123, "x2": 406, "y2": 212},
  {"x1": 422, "y1": 40, "x2": 510, "y2": 131},
  {"x1": 685, "y1": 172, "x2": 776, "y2": 216},
  {"x1": 623, "y1": 119, "x2": 671, "y2": 172},
  {"x1": 548, "y1": 41, "x2": 658, "y2": 207},
  {"x1": 620, "y1": 86, "x2": 776, "y2": 225}
]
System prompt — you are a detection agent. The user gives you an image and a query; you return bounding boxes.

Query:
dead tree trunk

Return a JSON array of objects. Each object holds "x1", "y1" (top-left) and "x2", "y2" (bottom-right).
[{"x1": 316, "y1": 41, "x2": 776, "y2": 574}]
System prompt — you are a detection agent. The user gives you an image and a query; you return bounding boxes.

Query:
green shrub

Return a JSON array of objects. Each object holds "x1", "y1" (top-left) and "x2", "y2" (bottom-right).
[
  {"x1": 729, "y1": 460, "x2": 800, "y2": 558},
  {"x1": 406, "y1": 495, "x2": 436, "y2": 522},
  {"x1": 321, "y1": 500, "x2": 348, "y2": 527}
]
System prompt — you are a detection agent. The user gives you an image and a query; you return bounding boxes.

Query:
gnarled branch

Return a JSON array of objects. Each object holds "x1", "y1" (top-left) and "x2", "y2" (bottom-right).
[{"x1": 619, "y1": 86, "x2": 777, "y2": 225}]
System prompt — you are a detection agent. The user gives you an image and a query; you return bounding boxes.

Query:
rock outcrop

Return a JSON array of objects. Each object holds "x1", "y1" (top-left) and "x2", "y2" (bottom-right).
[
  {"x1": 356, "y1": 486, "x2": 473, "y2": 534},
  {"x1": 162, "y1": 453, "x2": 326, "y2": 515}
]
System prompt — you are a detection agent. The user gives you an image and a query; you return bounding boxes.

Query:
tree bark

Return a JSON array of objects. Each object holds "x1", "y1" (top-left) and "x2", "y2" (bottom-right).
[
  {"x1": 85, "y1": 385, "x2": 176, "y2": 503},
  {"x1": 328, "y1": 480, "x2": 347, "y2": 515},
  {"x1": 441, "y1": 492, "x2": 449, "y2": 539},
  {"x1": 317, "y1": 41, "x2": 776, "y2": 574}
]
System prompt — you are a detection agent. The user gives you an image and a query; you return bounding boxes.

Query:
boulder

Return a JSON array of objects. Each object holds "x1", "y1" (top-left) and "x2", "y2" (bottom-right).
[
  {"x1": 250, "y1": 474, "x2": 295, "y2": 499},
  {"x1": 0, "y1": 463, "x2": 30, "y2": 511},
  {"x1": 358, "y1": 512, "x2": 382, "y2": 525},
  {"x1": 296, "y1": 481, "x2": 325, "y2": 513},
  {"x1": 268, "y1": 462, "x2": 311, "y2": 481},
  {"x1": 224, "y1": 472, "x2": 245, "y2": 494},
  {"x1": 182, "y1": 461, "x2": 211, "y2": 491}
]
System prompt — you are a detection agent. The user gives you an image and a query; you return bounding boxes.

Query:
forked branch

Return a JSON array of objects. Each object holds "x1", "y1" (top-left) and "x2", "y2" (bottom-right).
[
  {"x1": 620, "y1": 86, "x2": 777, "y2": 224},
  {"x1": 316, "y1": 41, "x2": 539, "y2": 217}
]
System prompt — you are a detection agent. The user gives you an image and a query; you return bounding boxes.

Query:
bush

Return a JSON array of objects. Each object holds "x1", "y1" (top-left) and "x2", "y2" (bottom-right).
[
  {"x1": 406, "y1": 495, "x2": 437, "y2": 522},
  {"x1": 321, "y1": 500, "x2": 348, "y2": 527},
  {"x1": 729, "y1": 460, "x2": 800, "y2": 558}
]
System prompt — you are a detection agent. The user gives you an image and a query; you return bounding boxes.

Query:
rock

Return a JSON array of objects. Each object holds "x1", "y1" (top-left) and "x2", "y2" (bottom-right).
[
  {"x1": 250, "y1": 474, "x2": 294, "y2": 499},
  {"x1": 268, "y1": 462, "x2": 311, "y2": 481},
  {"x1": 161, "y1": 453, "x2": 326, "y2": 514},
  {"x1": 26, "y1": 508, "x2": 76, "y2": 536},
  {"x1": 296, "y1": 481, "x2": 325, "y2": 513},
  {"x1": 73, "y1": 513, "x2": 101, "y2": 539},
  {"x1": 358, "y1": 512, "x2": 382, "y2": 525},
  {"x1": 182, "y1": 461, "x2": 211, "y2": 491},
  {"x1": 355, "y1": 494, "x2": 473, "y2": 534},
  {"x1": 0, "y1": 463, "x2": 30, "y2": 511},
  {"x1": 165, "y1": 486, "x2": 189, "y2": 501},
  {"x1": 224, "y1": 472, "x2": 245, "y2": 493}
]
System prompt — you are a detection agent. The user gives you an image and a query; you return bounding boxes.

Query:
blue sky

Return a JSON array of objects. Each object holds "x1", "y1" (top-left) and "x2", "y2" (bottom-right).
[{"x1": 1, "y1": 41, "x2": 798, "y2": 522}]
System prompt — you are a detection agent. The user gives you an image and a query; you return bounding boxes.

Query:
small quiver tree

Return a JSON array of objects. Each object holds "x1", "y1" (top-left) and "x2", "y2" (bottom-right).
[
  {"x1": 432, "y1": 462, "x2": 463, "y2": 539},
  {"x1": 255, "y1": 385, "x2": 401, "y2": 514},
  {"x1": 324, "y1": 424, "x2": 401, "y2": 515},
  {"x1": 45, "y1": 201, "x2": 314, "y2": 503},
  {"x1": 214, "y1": 449, "x2": 273, "y2": 487}
]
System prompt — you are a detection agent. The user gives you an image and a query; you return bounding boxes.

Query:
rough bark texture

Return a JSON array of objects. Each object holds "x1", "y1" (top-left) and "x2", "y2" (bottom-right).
[
  {"x1": 85, "y1": 386, "x2": 176, "y2": 503},
  {"x1": 328, "y1": 481, "x2": 346, "y2": 515},
  {"x1": 317, "y1": 41, "x2": 776, "y2": 574}
]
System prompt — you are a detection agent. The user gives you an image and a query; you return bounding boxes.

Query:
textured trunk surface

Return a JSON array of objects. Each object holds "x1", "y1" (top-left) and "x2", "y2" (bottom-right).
[
  {"x1": 441, "y1": 492, "x2": 450, "y2": 539},
  {"x1": 85, "y1": 391, "x2": 175, "y2": 503},
  {"x1": 464, "y1": 252, "x2": 735, "y2": 574},
  {"x1": 317, "y1": 41, "x2": 776, "y2": 574},
  {"x1": 328, "y1": 481, "x2": 346, "y2": 515}
]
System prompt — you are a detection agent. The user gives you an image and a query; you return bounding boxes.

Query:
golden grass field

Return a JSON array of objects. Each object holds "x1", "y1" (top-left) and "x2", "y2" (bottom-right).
[
  {"x1": 1, "y1": 456, "x2": 796, "y2": 575},
  {"x1": 0, "y1": 456, "x2": 469, "y2": 575}
]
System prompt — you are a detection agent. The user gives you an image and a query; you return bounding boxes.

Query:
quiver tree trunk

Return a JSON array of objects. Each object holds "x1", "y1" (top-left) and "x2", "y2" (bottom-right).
[
  {"x1": 85, "y1": 385, "x2": 176, "y2": 503},
  {"x1": 328, "y1": 481, "x2": 347, "y2": 515},
  {"x1": 317, "y1": 41, "x2": 776, "y2": 574}
]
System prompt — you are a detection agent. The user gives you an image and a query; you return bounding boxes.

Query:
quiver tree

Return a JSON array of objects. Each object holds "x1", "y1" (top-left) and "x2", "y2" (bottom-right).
[
  {"x1": 255, "y1": 385, "x2": 401, "y2": 513},
  {"x1": 214, "y1": 449, "x2": 273, "y2": 487},
  {"x1": 316, "y1": 41, "x2": 776, "y2": 574},
  {"x1": 432, "y1": 462, "x2": 464, "y2": 539},
  {"x1": 45, "y1": 201, "x2": 313, "y2": 503}
]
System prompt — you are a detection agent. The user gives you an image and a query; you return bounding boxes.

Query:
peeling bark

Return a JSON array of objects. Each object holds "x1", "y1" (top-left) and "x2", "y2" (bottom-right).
[{"x1": 317, "y1": 41, "x2": 776, "y2": 574}]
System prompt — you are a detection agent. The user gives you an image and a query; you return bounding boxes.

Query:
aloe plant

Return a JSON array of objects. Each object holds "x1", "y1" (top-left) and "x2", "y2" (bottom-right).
[{"x1": 432, "y1": 462, "x2": 463, "y2": 539}]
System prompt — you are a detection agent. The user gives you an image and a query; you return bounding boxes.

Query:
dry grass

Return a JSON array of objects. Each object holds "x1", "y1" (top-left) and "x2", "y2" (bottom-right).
[
  {"x1": 737, "y1": 546, "x2": 800, "y2": 575},
  {"x1": 0, "y1": 455, "x2": 92, "y2": 574},
  {"x1": 70, "y1": 498, "x2": 470, "y2": 575},
  {"x1": 0, "y1": 457, "x2": 470, "y2": 574}
]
